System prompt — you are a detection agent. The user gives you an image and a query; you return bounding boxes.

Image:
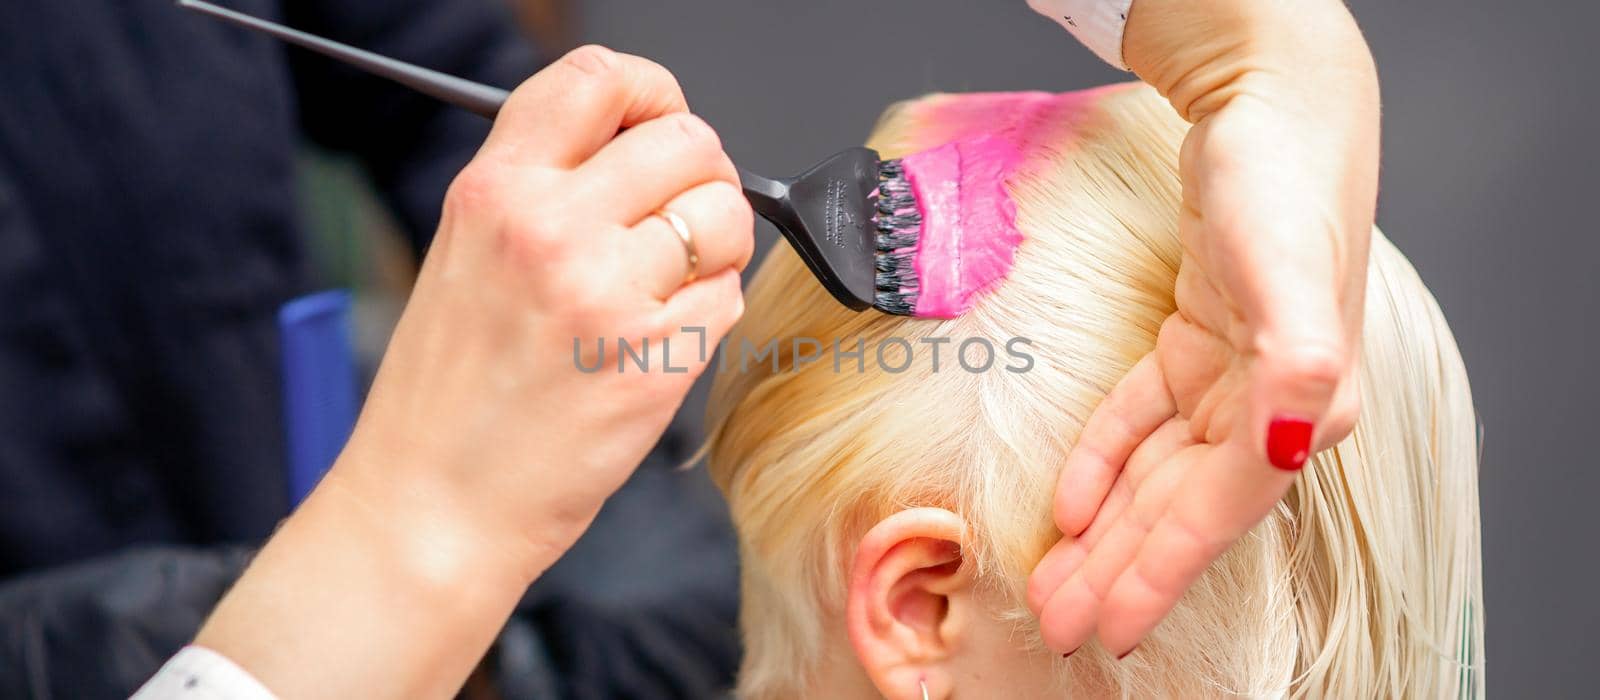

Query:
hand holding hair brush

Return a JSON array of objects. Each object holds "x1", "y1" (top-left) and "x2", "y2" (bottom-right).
[{"x1": 175, "y1": 0, "x2": 926, "y2": 316}]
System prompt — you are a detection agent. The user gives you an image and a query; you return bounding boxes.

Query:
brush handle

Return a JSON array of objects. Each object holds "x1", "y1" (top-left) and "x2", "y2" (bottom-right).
[
  {"x1": 178, "y1": 0, "x2": 509, "y2": 118},
  {"x1": 181, "y1": 1, "x2": 795, "y2": 232},
  {"x1": 737, "y1": 167, "x2": 790, "y2": 221}
]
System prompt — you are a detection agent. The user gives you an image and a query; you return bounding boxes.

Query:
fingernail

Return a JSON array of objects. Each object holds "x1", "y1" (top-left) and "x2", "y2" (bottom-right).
[
  {"x1": 1116, "y1": 646, "x2": 1138, "y2": 661},
  {"x1": 1061, "y1": 650, "x2": 1074, "y2": 659},
  {"x1": 1266, "y1": 416, "x2": 1314, "y2": 471}
]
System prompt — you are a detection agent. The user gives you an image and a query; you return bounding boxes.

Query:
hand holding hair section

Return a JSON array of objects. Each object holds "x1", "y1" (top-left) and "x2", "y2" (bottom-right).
[{"x1": 705, "y1": 83, "x2": 1481, "y2": 699}]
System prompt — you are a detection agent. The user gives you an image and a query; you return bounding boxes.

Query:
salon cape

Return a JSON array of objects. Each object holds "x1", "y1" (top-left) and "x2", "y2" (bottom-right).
[{"x1": 130, "y1": 3, "x2": 1134, "y2": 698}]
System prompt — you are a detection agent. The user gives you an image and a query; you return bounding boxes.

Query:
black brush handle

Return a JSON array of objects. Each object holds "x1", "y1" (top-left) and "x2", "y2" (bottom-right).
[
  {"x1": 181, "y1": 0, "x2": 791, "y2": 216},
  {"x1": 737, "y1": 167, "x2": 790, "y2": 221},
  {"x1": 178, "y1": 0, "x2": 509, "y2": 118},
  {"x1": 177, "y1": 0, "x2": 877, "y2": 306}
]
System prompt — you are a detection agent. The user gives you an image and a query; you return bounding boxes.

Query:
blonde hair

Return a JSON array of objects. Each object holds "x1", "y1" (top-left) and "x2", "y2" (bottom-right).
[{"x1": 706, "y1": 83, "x2": 1483, "y2": 698}]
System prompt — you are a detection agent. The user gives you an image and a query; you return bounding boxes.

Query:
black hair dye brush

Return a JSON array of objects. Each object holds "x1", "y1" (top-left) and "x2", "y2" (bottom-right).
[{"x1": 176, "y1": 0, "x2": 925, "y2": 315}]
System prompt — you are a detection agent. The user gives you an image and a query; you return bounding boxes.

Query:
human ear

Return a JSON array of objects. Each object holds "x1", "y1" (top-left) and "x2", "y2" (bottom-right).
[{"x1": 845, "y1": 507, "x2": 972, "y2": 700}]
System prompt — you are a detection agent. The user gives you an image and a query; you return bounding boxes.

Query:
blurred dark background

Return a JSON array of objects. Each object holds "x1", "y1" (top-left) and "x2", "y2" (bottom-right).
[{"x1": 21, "y1": 0, "x2": 1586, "y2": 695}]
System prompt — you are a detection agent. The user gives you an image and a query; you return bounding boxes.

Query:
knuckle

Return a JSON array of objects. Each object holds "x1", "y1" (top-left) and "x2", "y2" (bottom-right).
[
  {"x1": 444, "y1": 161, "x2": 509, "y2": 217},
  {"x1": 1274, "y1": 343, "x2": 1347, "y2": 393},
  {"x1": 504, "y1": 215, "x2": 559, "y2": 247},
  {"x1": 662, "y1": 112, "x2": 720, "y2": 153},
  {"x1": 635, "y1": 56, "x2": 678, "y2": 89},
  {"x1": 500, "y1": 198, "x2": 584, "y2": 260},
  {"x1": 706, "y1": 180, "x2": 753, "y2": 228},
  {"x1": 558, "y1": 276, "x2": 619, "y2": 330},
  {"x1": 500, "y1": 218, "x2": 568, "y2": 268},
  {"x1": 559, "y1": 44, "x2": 620, "y2": 78}
]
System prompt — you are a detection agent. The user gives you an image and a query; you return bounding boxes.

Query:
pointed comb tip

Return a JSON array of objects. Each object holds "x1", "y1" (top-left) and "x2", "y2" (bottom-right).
[{"x1": 175, "y1": 0, "x2": 508, "y2": 120}]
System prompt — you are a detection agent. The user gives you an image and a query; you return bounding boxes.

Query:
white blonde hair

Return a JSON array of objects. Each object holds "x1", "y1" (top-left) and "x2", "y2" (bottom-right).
[{"x1": 706, "y1": 83, "x2": 1483, "y2": 698}]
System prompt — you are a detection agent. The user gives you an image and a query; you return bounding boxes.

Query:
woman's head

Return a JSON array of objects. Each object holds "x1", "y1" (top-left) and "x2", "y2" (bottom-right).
[{"x1": 706, "y1": 83, "x2": 1482, "y2": 698}]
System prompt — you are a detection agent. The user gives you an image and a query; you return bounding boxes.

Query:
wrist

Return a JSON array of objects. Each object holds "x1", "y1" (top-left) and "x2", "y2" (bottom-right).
[
  {"x1": 322, "y1": 432, "x2": 577, "y2": 588},
  {"x1": 1124, "y1": 0, "x2": 1374, "y2": 123},
  {"x1": 194, "y1": 461, "x2": 543, "y2": 697}
]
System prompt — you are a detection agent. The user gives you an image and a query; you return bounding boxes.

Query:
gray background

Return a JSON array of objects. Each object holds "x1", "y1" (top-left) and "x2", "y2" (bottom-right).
[{"x1": 573, "y1": 1, "x2": 1597, "y2": 695}]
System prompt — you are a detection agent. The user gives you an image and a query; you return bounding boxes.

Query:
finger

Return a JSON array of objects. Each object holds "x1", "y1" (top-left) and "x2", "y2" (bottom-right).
[
  {"x1": 1066, "y1": 417, "x2": 1194, "y2": 575},
  {"x1": 629, "y1": 181, "x2": 755, "y2": 300},
  {"x1": 1034, "y1": 472, "x2": 1137, "y2": 628},
  {"x1": 1192, "y1": 159, "x2": 1359, "y2": 466},
  {"x1": 1234, "y1": 233, "x2": 1354, "y2": 469},
  {"x1": 1320, "y1": 364, "x2": 1362, "y2": 449},
  {"x1": 1030, "y1": 417, "x2": 1190, "y2": 614},
  {"x1": 1037, "y1": 446, "x2": 1195, "y2": 654},
  {"x1": 1153, "y1": 313, "x2": 1233, "y2": 420},
  {"x1": 484, "y1": 46, "x2": 688, "y2": 167},
  {"x1": 1251, "y1": 331, "x2": 1348, "y2": 470},
  {"x1": 658, "y1": 268, "x2": 745, "y2": 361},
  {"x1": 575, "y1": 112, "x2": 740, "y2": 225},
  {"x1": 605, "y1": 271, "x2": 742, "y2": 388},
  {"x1": 1027, "y1": 466, "x2": 1136, "y2": 615},
  {"x1": 1095, "y1": 440, "x2": 1294, "y2": 655},
  {"x1": 1054, "y1": 353, "x2": 1176, "y2": 536},
  {"x1": 1026, "y1": 536, "x2": 1087, "y2": 616},
  {"x1": 1123, "y1": 418, "x2": 1196, "y2": 489},
  {"x1": 1173, "y1": 255, "x2": 1242, "y2": 345},
  {"x1": 1035, "y1": 563, "x2": 1099, "y2": 654}
]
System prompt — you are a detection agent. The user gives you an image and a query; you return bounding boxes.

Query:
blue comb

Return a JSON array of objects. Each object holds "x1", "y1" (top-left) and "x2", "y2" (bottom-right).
[{"x1": 278, "y1": 290, "x2": 359, "y2": 507}]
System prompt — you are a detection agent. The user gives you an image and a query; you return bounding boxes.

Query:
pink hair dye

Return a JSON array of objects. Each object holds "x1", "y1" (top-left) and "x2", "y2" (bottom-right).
[{"x1": 893, "y1": 87, "x2": 1127, "y2": 318}]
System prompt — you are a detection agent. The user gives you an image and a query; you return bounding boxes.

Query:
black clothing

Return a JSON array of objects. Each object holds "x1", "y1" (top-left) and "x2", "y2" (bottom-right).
[
  {"x1": 0, "y1": 0, "x2": 534, "y2": 575},
  {"x1": 0, "y1": 1, "x2": 741, "y2": 696},
  {"x1": 0, "y1": 458, "x2": 741, "y2": 699}
]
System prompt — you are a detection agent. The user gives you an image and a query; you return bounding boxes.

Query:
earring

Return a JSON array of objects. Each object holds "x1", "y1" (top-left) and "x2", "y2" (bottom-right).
[{"x1": 920, "y1": 679, "x2": 930, "y2": 700}]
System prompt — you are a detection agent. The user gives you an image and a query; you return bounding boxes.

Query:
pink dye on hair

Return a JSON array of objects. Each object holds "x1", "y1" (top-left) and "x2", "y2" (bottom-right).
[
  {"x1": 900, "y1": 137, "x2": 1023, "y2": 318},
  {"x1": 894, "y1": 87, "x2": 1126, "y2": 318}
]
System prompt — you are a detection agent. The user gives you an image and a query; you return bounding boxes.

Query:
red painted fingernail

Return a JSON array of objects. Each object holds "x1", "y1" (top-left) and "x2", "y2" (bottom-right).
[{"x1": 1266, "y1": 417, "x2": 1314, "y2": 471}]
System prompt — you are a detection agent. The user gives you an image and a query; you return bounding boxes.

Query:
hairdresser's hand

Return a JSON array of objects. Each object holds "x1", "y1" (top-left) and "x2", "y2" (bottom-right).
[
  {"x1": 339, "y1": 44, "x2": 753, "y2": 575},
  {"x1": 195, "y1": 45, "x2": 753, "y2": 698},
  {"x1": 1028, "y1": 0, "x2": 1377, "y2": 656}
]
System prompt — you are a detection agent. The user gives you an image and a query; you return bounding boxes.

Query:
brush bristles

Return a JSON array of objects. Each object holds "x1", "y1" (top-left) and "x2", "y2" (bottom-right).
[{"x1": 872, "y1": 158, "x2": 921, "y2": 316}]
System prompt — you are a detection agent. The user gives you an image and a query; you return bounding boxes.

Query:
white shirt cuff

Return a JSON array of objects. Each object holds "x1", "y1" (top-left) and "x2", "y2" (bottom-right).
[
  {"x1": 1027, "y1": 0, "x2": 1135, "y2": 70},
  {"x1": 132, "y1": 646, "x2": 278, "y2": 700}
]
